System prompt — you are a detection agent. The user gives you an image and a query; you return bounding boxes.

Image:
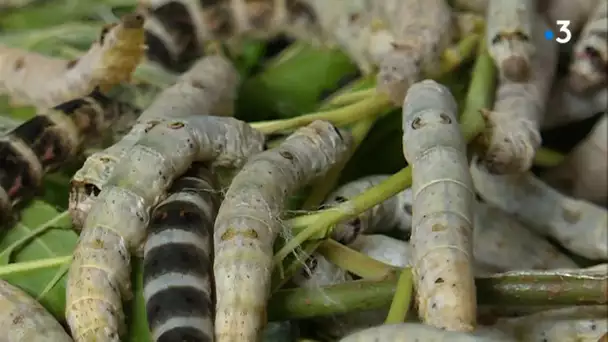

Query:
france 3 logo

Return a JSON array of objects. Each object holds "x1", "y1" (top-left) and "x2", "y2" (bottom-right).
[{"x1": 544, "y1": 20, "x2": 572, "y2": 44}]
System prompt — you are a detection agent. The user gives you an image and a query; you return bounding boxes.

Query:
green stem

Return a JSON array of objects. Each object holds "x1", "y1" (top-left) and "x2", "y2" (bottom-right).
[
  {"x1": 460, "y1": 37, "x2": 496, "y2": 142},
  {"x1": 533, "y1": 147, "x2": 566, "y2": 167},
  {"x1": 250, "y1": 95, "x2": 391, "y2": 134},
  {"x1": 384, "y1": 268, "x2": 413, "y2": 324},
  {"x1": 267, "y1": 271, "x2": 608, "y2": 320},
  {"x1": 273, "y1": 167, "x2": 413, "y2": 267},
  {"x1": 0, "y1": 256, "x2": 71, "y2": 276},
  {"x1": 317, "y1": 239, "x2": 398, "y2": 280},
  {"x1": 271, "y1": 240, "x2": 322, "y2": 293},
  {"x1": 435, "y1": 33, "x2": 481, "y2": 76}
]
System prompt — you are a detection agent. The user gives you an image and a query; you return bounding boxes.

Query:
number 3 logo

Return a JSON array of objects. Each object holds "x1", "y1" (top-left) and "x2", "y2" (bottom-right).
[{"x1": 556, "y1": 20, "x2": 572, "y2": 44}]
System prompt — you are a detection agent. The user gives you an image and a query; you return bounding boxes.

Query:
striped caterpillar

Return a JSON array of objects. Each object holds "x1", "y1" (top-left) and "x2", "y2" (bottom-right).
[
  {"x1": 338, "y1": 323, "x2": 513, "y2": 341},
  {"x1": 470, "y1": 157, "x2": 608, "y2": 260},
  {"x1": 486, "y1": 0, "x2": 536, "y2": 82},
  {"x1": 401, "y1": 80, "x2": 476, "y2": 331},
  {"x1": 0, "y1": 13, "x2": 146, "y2": 110},
  {"x1": 65, "y1": 115, "x2": 265, "y2": 341},
  {"x1": 321, "y1": 176, "x2": 577, "y2": 272},
  {"x1": 312, "y1": 0, "x2": 454, "y2": 105},
  {"x1": 542, "y1": 77, "x2": 607, "y2": 129},
  {"x1": 0, "y1": 279, "x2": 73, "y2": 342},
  {"x1": 213, "y1": 120, "x2": 351, "y2": 341},
  {"x1": 138, "y1": 0, "x2": 323, "y2": 69},
  {"x1": 140, "y1": 0, "x2": 457, "y2": 105},
  {"x1": 488, "y1": 306, "x2": 608, "y2": 341},
  {"x1": 543, "y1": 113, "x2": 607, "y2": 205},
  {"x1": 69, "y1": 54, "x2": 239, "y2": 228},
  {"x1": 0, "y1": 90, "x2": 140, "y2": 225},
  {"x1": 480, "y1": 18, "x2": 558, "y2": 174},
  {"x1": 567, "y1": 0, "x2": 608, "y2": 94},
  {"x1": 144, "y1": 164, "x2": 219, "y2": 342}
]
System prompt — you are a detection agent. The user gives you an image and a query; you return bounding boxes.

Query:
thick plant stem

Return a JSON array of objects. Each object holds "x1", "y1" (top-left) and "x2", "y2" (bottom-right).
[
  {"x1": 534, "y1": 147, "x2": 566, "y2": 167},
  {"x1": 267, "y1": 270, "x2": 608, "y2": 320}
]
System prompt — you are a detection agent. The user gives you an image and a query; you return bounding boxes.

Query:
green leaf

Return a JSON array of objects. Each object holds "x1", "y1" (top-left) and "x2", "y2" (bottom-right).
[
  {"x1": 236, "y1": 42, "x2": 359, "y2": 121},
  {"x1": 0, "y1": 200, "x2": 77, "y2": 319}
]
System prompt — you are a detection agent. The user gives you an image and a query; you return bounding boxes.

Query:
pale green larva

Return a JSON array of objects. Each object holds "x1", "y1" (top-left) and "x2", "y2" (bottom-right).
[
  {"x1": 69, "y1": 54, "x2": 239, "y2": 228},
  {"x1": 488, "y1": 306, "x2": 608, "y2": 341},
  {"x1": 567, "y1": 0, "x2": 608, "y2": 94},
  {"x1": 481, "y1": 18, "x2": 557, "y2": 174},
  {"x1": 322, "y1": 175, "x2": 577, "y2": 271},
  {"x1": 542, "y1": 78, "x2": 607, "y2": 129},
  {"x1": 543, "y1": 113, "x2": 607, "y2": 206},
  {"x1": 486, "y1": 0, "x2": 536, "y2": 82},
  {"x1": 65, "y1": 114, "x2": 265, "y2": 341},
  {"x1": 401, "y1": 79, "x2": 476, "y2": 332},
  {"x1": 470, "y1": 157, "x2": 608, "y2": 260},
  {"x1": 338, "y1": 323, "x2": 514, "y2": 341},
  {"x1": 213, "y1": 120, "x2": 351, "y2": 341},
  {"x1": 0, "y1": 13, "x2": 145, "y2": 110},
  {"x1": 0, "y1": 280, "x2": 73, "y2": 342}
]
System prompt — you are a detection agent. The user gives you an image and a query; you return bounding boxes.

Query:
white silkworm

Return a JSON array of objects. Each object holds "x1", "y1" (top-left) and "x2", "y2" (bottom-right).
[
  {"x1": 567, "y1": 0, "x2": 608, "y2": 94},
  {"x1": 213, "y1": 120, "x2": 351, "y2": 341},
  {"x1": 486, "y1": 0, "x2": 536, "y2": 82},
  {"x1": 481, "y1": 18, "x2": 557, "y2": 174},
  {"x1": 323, "y1": 175, "x2": 578, "y2": 271},
  {"x1": 69, "y1": 54, "x2": 239, "y2": 228},
  {"x1": 488, "y1": 306, "x2": 608, "y2": 341},
  {"x1": 0, "y1": 13, "x2": 146, "y2": 110},
  {"x1": 338, "y1": 323, "x2": 514, "y2": 341},
  {"x1": 402, "y1": 80, "x2": 476, "y2": 331},
  {"x1": 543, "y1": 113, "x2": 607, "y2": 205},
  {"x1": 0, "y1": 279, "x2": 73, "y2": 342},
  {"x1": 470, "y1": 158, "x2": 608, "y2": 260},
  {"x1": 65, "y1": 115, "x2": 265, "y2": 341},
  {"x1": 322, "y1": 175, "x2": 413, "y2": 245},
  {"x1": 542, "y1": 0, "x2": 599, "y2": 33},
  {"x1": 542, "y1": 77, "x2": 607, "y2": 129}
]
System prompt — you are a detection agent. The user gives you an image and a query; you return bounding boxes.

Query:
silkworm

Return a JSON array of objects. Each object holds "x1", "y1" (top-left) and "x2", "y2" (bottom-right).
[
  {"x1": 543, "y1": 113, "x2": 607, "y2": 205},
  {"x1": 335, "y1": 0, "x2": 453, "y2": 105},
  {"x1": 481, "y1": 18, "x2": 557, "y2": 174},
  {"x1": 567, "y1": 0, "x2": 608, "y2": 94},
  {"x1": 470, "y1": 158, "x2": 608, "y2": 260},
  {"x1": 138, "y1": 0, "x2": 323, "y2": 69},
  {"x1": 0, "y1": 13, "x2": 146, "y2": 110},
  {"x1": 486, "y1": 0, "x2": 536, "y2": 82},
  {"x1": 0, "y1": 90, "x2": 139, "y2": 225},
  {"x1": 0, "y1": 279, "x2": 73, "y2": 342},
  {"x1": 322, "y1": 174, "x2": 413, "y2": 245},
  {"x1": 401, "y1": 80, "x2": 476, "y2": 331},
  {"x1": 542, "y1": 77, "x2": 607, "y2": 129},
  {"x1": 69, "y1": 54, "x2": 239, "y2": 228},
  {"x1": 322, "y1": 175, "x2": 577, "y2": 271},
  {"x1": 542, "y1": 0, "x2": 599, "y2": 33},
  {"x1": 213, "y1": 120, "x2": 351, "y2": 341},
  {"x1": 65, "y1": 115, "x2": 265, "y2": 341},
  {"x1": 488, "y1": 306, "x2": 608, "y2": 341},
  {"x1": 338, "y1": 323, "x2": 514, "y2": 341},
  {"x1": 144, "y1": 164, "x2": 219, "y2": 342}
]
